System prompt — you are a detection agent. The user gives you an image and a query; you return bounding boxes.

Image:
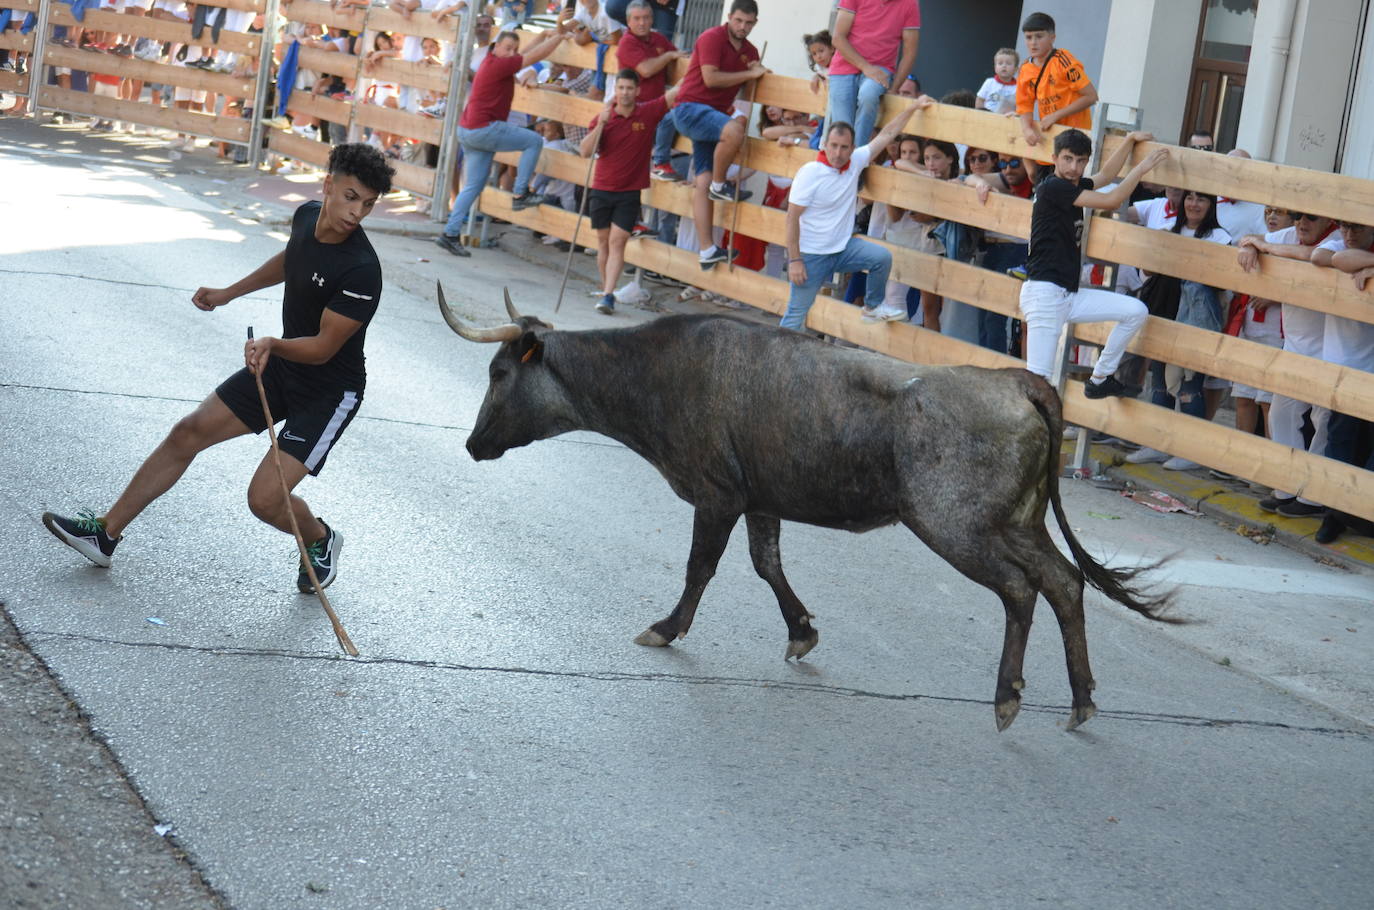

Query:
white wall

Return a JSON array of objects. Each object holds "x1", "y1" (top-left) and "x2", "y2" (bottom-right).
[
  {"x1": 1338, "y1": 5, "x2": 1374, "y2": 180},
  {"x1": 747, "y1": 0, "x2": 832, "y2": 82},
  {"x1": 1097, "y1": 0, "x2": 1197, "y2": 141}
]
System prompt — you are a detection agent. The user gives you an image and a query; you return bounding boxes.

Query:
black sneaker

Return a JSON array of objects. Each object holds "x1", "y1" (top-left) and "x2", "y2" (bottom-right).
[
  {"x1": 698, "y1": 246, "x2": 739, "y2": 271},
  {"x1": 1276, "y1": 499, "x2": 1326, "y2": 518},
  {"x1": 708, "y1": 183, "x2": 752, "y2": 203},
  {"x1": 297, "y1": 521, "x2": 342, "y2": 593},
  {"x1": 1082, "y1": 376, "x2": 1140, "y2": 400},
  {"x1": 1315, "y1": 514, "x2": 1346, "y2": 545},
  {"x1": 42, "y1": 509, "x2": 119, "y2": 567},
  {"x1": 595, "y1": 293, "x2": 615, "y2": 315},
  {"x1": 1257, "y1": 495, "x2": 1289, "y2": 514},
  {"x1": 436, "y1": 233, "x2": 470, "y2": 257},
  {"x1": 510, "y1": 191, "x2": 549, "y2": 211}
]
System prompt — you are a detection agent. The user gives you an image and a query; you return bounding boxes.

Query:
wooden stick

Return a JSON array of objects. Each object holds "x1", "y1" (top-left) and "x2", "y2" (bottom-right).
[
  {"x1": 728, "y1": 40, "x2": 766, "y2": 274},
  {"x1": 555, "y1": 112, "x2": 607, "y2": 313},
  {"x1": 247, "y1": 328, "x2": 359, "y2": 657}
]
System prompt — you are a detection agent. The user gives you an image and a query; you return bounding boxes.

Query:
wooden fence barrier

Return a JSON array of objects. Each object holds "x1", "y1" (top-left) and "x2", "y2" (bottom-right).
[
  {"x1": 40, "y1": 1, "x2": 267, "y2": 144},
  {"x1": 267, "y1": 0, "x2": 462, "y2": 199},
  {"x1": 0, "y1": 1, "x2": 40, "y2": 100},
  {"x1": 479, "y1": 50, "x2": 1374, "y2": 523}
]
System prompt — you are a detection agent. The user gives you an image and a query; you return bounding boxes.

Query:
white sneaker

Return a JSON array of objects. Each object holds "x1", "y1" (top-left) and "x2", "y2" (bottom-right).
[
  {"x1": 1162, "y1": 456, "x2": 1201, "y2": 471},
  {"x1": 861, "y1": 302, "x2": 907, "y2": 323},
  {"x1": 1125, "y1": 447, "x2": 1169, "y2": 464}
]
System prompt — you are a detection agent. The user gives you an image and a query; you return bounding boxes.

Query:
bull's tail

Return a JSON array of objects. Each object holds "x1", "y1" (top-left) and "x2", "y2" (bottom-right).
[{"x1": 1022, "y1": 375, "x2": 1182, "y2": 624}]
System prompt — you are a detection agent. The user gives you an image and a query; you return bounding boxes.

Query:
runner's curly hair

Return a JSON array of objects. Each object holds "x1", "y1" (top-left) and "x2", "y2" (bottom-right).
[{"x1": 328, "y1": 142, "x2": 395, "y2": 196}]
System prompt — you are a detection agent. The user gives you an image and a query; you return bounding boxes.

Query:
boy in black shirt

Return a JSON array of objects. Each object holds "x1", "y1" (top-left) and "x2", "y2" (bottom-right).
[
  {"x1": 43, "y1": 144, "x2": 395, "y2": 594},
  {"x1": 1021, "y1": 128, "x2": 1167, "y2": 397}
]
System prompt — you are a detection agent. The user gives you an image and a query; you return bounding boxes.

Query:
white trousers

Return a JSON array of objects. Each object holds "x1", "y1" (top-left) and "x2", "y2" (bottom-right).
[{"x1": 1019, "y1": 280, "x2": 1148, "y2": 380}]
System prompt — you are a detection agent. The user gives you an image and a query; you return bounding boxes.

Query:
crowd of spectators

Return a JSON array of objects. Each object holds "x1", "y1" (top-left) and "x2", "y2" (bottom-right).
[{"x1": 6, "y1": 1, "x2": 1370, "y2": 541}]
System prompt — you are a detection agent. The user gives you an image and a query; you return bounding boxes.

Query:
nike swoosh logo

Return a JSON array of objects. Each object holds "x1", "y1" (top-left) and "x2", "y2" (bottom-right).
[{"x1": 281, "y1": 431, "x2": 307, "y2": 442}]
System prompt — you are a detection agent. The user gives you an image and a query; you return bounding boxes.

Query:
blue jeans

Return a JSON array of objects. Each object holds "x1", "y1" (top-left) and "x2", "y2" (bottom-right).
[
  {"x1": 652, "y1": 113, "x2": 677, "y2": 166},
  {"x1": 444, "y1": 122, "x2": 543, "y2": 236},
  {"x1": 781, "y1": 238, "x2": 892, "y2": 330},
  {"x1": 1150, "y1": 361, "x2": 1206, "y2": 418},
  {"x1": 827, "y1": 70, "x2": 889, "y2": 147},
  {"x1": 980, "y1": 242, "x2": 1027, "y2": 354}
]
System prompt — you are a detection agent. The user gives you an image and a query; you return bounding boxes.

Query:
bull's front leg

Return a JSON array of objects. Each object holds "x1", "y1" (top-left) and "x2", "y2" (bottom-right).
[
  {"x1": 634, "y1": 510, "x2": 740, "y2": 648},
  {"x1": 744, "y1": 513, "x2": 819, "y2": 660}
]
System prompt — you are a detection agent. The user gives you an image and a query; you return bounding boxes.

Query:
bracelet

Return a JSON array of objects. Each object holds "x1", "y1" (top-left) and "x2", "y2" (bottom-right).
[{"x1": 788, "y1": 258, "x2": 803, "y2": 263}]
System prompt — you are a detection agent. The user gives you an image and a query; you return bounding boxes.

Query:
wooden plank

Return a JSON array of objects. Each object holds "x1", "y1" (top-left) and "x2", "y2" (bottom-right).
[
  {"x1": 0, "y1": 30, "x2": 34, "y2": 53},
  {"x1": 481, "y1": 190, "x2": 1374, "y2": 521},
  {"x1": 47, "y1": 9, "x2": 262, "y2": 56},
  {"x1": 368, "y1": 56, "x2": 450, "y2": 94},
  {"x1": 350, "y1": 102, "x2": 442, "y2": 145},
  {"x1": 282, "y1": 88, "x2": 351, "y2": 125},
  {"x1": 43, "y1": 45, "x2": 258, "y2": 97},
  {"x1": 1103, "y1": 134, "x2": 1374, "y2": 227},
  {"x1": 281, "y1": 0, "x2": 462, "y2": 43},
  {"x1": 491, "y1": 143, "x2": 1374, "y2": 422},
  {"x1": 294, "y1": 45, "x2": 360, "y2": 81},
  {"x1": 0, "y1": 69, "x2": 29, "y2": 94},
  {"x1": 38, "y1": 85, "x2": 250, "y2": 141},
  {"x1": 266, "y1": 127, "x2": 437, "y2": 197},
  {"x1": 4, "y1": 0, "x2": 39, "y2": 11}
]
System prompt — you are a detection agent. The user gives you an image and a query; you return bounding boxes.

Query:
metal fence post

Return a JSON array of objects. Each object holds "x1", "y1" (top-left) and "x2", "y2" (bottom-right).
[
  {"x1": 248, "y1": 0, "x2": 281, "y2": 170},
  {"x1": 430, "y1": 8, "x2": 477, "y2": 222},
  {"x1": 27, "y1": 0, "x2": 52, "y2": 120}
]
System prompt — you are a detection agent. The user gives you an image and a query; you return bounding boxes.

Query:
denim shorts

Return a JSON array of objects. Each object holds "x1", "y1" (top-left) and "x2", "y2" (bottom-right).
[{"x1": 673, "y1": 102, "x2": 732, "y2": 177}]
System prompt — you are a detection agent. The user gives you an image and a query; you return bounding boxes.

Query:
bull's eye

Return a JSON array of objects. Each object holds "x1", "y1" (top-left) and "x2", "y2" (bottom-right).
[{"x1": 491, "y1": 367, "x2": 509, "y2": 382}]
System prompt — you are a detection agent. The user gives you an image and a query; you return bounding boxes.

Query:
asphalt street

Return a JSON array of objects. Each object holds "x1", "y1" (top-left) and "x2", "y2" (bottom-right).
[{"x1": 2, "y1": 124, "x2": 1372, "y2": 909}]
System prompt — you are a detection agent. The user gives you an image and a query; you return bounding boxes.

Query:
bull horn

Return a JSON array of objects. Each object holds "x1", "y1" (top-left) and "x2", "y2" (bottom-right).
[
  {"x1": 504, "y1": 287, "x2": 522, "y2": 321},
  {"x1": 437, "y1": 281, "x2": 523, "y2": 343}
]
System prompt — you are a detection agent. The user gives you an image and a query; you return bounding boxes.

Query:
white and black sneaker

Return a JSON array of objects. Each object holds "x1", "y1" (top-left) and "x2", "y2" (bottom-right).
[
  {"x1": 297, "y1": 520, "x2": 342, "y2": 593},
  {"x1": 42, "y1": 509, "x2": 119, "y2": 567}
]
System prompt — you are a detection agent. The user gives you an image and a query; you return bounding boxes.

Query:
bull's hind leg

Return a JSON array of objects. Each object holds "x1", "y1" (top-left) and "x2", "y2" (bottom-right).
[
  {"x1": 744, "y1": 513, "x2": 818, "y2": 660},
  {"x1": 994, "y1": 586, "x2": 1037, "y2": 732},
  {"x1": 634, "y1": 510, "x2": 739, "y2": 648},
  {"x1": 1035, "y1": 532, "x2": 1098, "y2": 730}
]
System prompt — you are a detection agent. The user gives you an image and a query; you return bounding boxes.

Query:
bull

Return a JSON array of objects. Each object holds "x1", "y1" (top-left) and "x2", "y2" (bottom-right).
[{"x1": 440, "y1": 284, "x2": 1176, "y2": 731}]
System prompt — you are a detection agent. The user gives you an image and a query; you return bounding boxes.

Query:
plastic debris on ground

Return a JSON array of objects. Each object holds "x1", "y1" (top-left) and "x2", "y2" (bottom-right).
[
  {"x1": 145, "y1": 617, "x2": 167, "y2": 626},
  {"x1": 1120, "y1": 489, "x2": 1202, "y2": 515},
  {"x1": 154, "y1": 823, "x2": 173, "y2": 836}
]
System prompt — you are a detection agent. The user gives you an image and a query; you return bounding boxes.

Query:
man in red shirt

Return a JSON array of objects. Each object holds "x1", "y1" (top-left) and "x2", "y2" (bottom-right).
[
  {"x1": 615, "y1": 0, "x2": 687, "y2": 182},
  {"x1": 672, "y1": 0, "x2": 767, "y2": 271},
  {"x1": 579, "y1": 69, "x2": 680, "y2": 314},
  {"x1": 438, "y1": 27, "x2": 568, "y2": 256}
]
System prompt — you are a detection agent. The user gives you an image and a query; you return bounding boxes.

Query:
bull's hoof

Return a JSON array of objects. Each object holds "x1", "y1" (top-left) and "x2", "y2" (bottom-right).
[
  {"x1": 1064, "y1": 702, "x2": 1097, "y2": 731},
  {"x1": 785, "y1": 629, "x2": 819, "y2": 661},
  {"x1": 994, "y1": 697, "x2": 1021, "y2": 732},
  {"x1": 634, "y1": 627, "x2": 672, "y2": 647}
]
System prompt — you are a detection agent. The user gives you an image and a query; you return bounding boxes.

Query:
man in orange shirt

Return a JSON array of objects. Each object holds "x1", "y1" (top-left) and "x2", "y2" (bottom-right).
[{"x1": 1016, "y1": 11, "x2": 1098, "y2": 148}]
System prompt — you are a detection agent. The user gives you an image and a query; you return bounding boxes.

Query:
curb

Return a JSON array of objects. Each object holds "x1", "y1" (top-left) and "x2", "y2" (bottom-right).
[{"x1": 1079, "y1": 441, "x2": 1374, "y2": 575}]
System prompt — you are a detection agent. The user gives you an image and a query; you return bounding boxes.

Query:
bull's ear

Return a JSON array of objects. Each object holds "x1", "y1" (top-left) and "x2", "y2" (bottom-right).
[{"x1": 516, "y1": 331, "x2": 544, "y2": 365}]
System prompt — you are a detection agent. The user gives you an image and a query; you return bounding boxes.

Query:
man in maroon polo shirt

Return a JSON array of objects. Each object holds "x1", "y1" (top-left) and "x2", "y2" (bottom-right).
[
  {"x1": 673, "y1": 0, "x2": 768, "y2": 270},
  {"x1": 616, "y1": 0, "x2": 688, "y2": 182},
  {"x1": 579, "y1": 68, "x2": 680, "y2": 315},
  {"x1": 437, "y1": 27, "x2": 568, "y2": 256}
]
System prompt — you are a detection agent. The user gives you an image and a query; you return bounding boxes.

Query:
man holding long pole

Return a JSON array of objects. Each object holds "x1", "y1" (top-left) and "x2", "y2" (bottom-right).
[
  {"x1": 579, "y1": 69, "x2": 680, "y2": 315},
  {"x1": 42, "y1": 145, "x2": 395, "y2": 598}
]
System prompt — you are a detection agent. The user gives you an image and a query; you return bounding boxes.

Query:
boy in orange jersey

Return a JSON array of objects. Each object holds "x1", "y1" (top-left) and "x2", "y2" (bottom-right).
[{"x1": 1016, "y1": 11, "x2": 1098, "y2": 148}]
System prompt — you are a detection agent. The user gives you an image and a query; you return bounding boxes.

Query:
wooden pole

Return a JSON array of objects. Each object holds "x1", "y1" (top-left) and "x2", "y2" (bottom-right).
[
  {"x1": 555, "y1": 111, "x2": 607, "y2": 313},
  {"x1": 247, "y1": 328, "x2": 359, "y2": 657}
]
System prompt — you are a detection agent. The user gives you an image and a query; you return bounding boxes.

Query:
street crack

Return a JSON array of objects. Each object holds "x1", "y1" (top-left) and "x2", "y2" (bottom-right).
[{"x1": 24, "y1": 629, "x2": 1370, "y2": 739}]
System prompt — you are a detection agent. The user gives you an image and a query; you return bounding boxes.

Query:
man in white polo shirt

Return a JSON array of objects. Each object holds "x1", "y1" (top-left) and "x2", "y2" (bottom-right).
[
  {"x1": 780, "y1": 95, "x2": 930, "y2": 330},
  {"x1": 1308, "y1": 220, "x2": 1374, "y2": 543}
]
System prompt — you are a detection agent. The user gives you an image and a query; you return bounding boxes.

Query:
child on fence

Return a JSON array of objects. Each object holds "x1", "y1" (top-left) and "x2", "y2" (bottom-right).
[
  {"x1": 1016, "y1": 12, "x2": 1097, "y2": 149},
  {"x1": 1019, "y1": 128, "x2": 1167, "y2": 396},
  {"x1": 975, "y1": 47, "x2": 1018, "y2": 114}
]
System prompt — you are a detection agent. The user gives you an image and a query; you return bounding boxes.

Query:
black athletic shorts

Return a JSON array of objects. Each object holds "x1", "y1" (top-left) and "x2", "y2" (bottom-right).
[
  {"x1": 588, "y1": 189, "x2": 641, "y2": 233},
  {"x1": 215, "y1": 361, "x2": 362, "y2": 476}
]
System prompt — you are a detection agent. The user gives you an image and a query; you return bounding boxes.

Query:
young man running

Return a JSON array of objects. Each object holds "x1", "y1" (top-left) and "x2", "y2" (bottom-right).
[
  {"x1": 1020, "y1": 128, "x2": 1167, "y2": 397},
  {"x1": 43, "y1": 143, "x2": 395, "y2": 593}
]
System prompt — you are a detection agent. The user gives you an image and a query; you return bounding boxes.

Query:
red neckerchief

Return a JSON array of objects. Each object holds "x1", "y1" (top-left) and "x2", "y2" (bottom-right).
[
  {"x1": 1316, "y1": 222, "x2": 1337, "y2": 243},
  {"x1": 995, "y1": 75, "x2": 1016, "y2": 85},
  {"x1": 817, "y1": 150, "x2": 850, "y2": 173},
  {"x1": 1163, "y1": 200, "x2": 1177, "y2": 218}
]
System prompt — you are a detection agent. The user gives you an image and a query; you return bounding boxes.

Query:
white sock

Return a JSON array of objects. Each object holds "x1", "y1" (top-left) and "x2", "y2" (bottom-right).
[
  {"x1": 700, "y1": 244, "x2": 718, "y2": 258},
  {"x1": 710, "y1": 181, "x2": 725, "y2": 194}
]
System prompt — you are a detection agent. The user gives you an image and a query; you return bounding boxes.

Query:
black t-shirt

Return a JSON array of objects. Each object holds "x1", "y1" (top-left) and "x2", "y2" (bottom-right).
[
  {"x1": 1027, "y1": 175, "x2": 1092, "y2": 292},
  {"x1": 280, "y1": 201, "x2": 382, "y2": 394}
]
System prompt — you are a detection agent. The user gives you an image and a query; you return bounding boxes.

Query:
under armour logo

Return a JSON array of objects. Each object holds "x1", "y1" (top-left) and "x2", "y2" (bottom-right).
[{"x1": 312, "y1": 272, "x2": 325, "y2": 287}]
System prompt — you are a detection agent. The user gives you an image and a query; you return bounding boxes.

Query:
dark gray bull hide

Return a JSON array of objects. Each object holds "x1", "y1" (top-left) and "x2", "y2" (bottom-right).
[{"x1": 440, "y1": 285, "x2": 1175, "y2": 731}]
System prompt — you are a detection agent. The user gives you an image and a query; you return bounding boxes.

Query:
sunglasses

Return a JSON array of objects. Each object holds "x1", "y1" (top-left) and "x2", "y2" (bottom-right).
[
  {"x1": 1190, "y1": 143, "x2": 1214, "y2": 151},
  {"x1": 1339, "y1": 221, "x2": 1370, "y2": 231},
  {"x1": 997, "y1": 157, "x2": 1022, "y2": 169},
  {"x1": 968, "y1": 153, "x2": 993, "y2": 164},
  {"x1": 1290, "y1": 212, "x2": 1324, "y2": 222}
]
